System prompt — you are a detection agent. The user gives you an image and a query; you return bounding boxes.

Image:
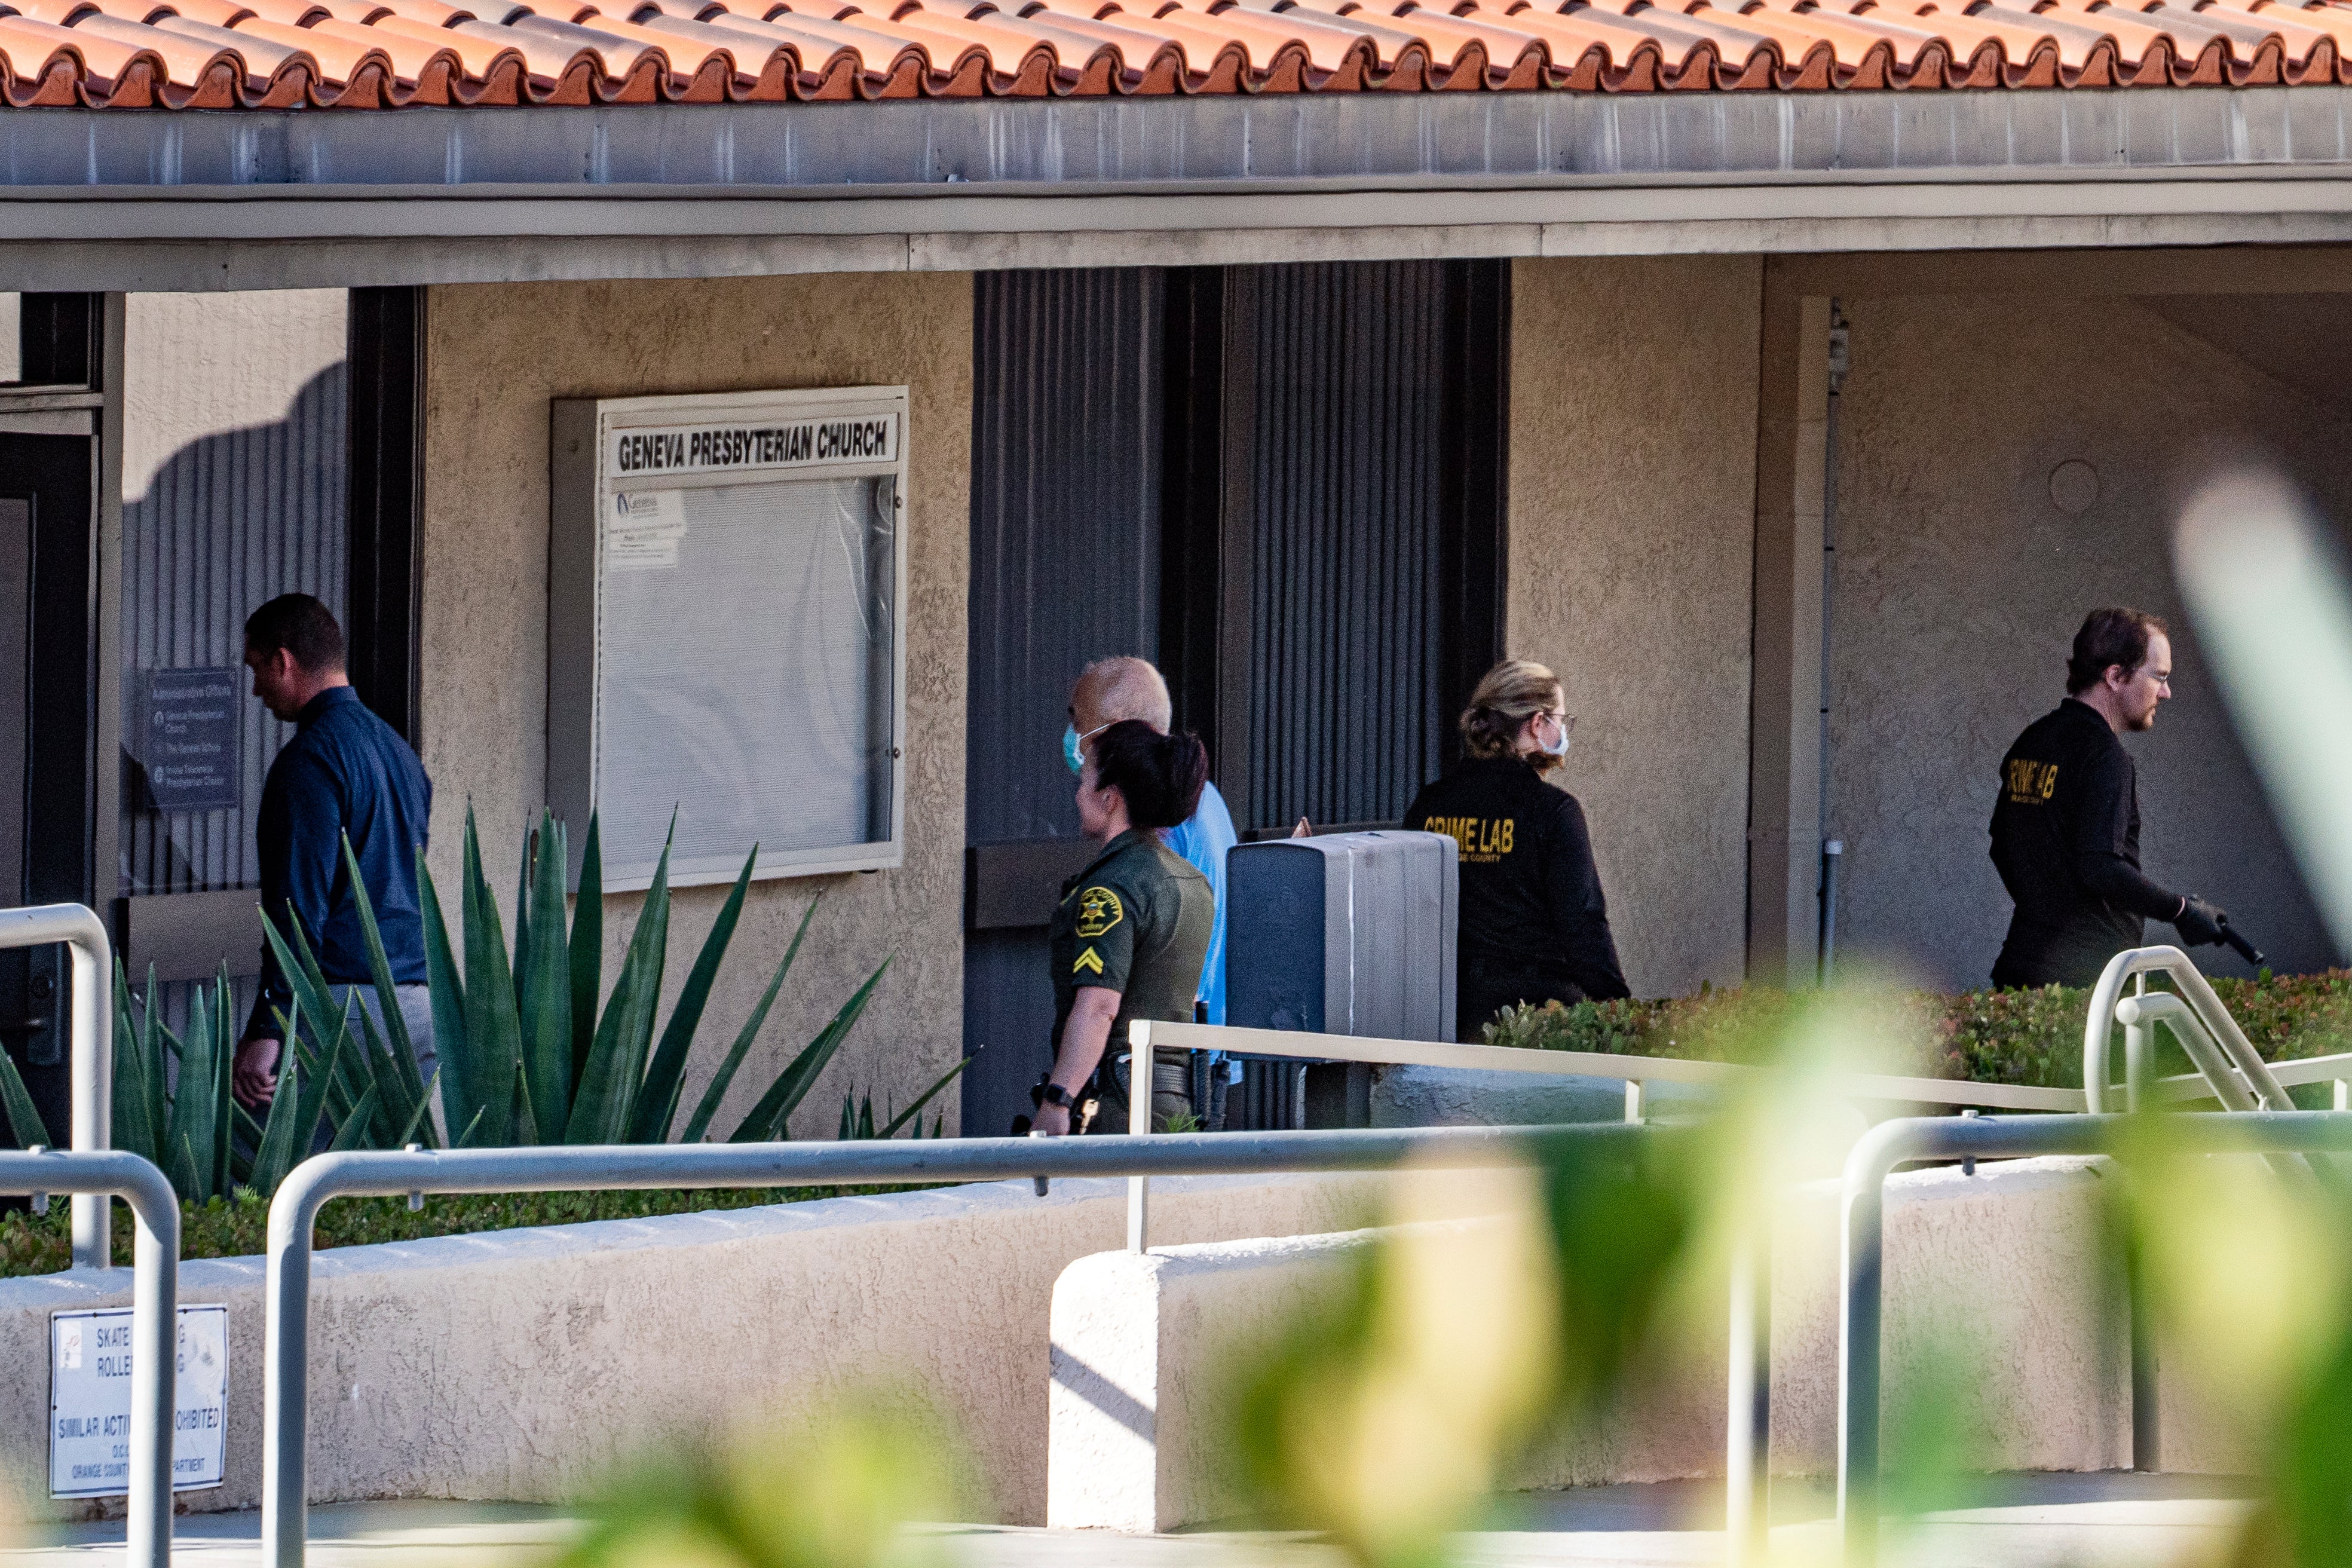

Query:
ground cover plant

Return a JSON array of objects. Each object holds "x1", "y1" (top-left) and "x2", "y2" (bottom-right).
[
  {"x1": 0, "y1": 807, "x2": 911, "y2": 1212},
  {"x1": 1481, "y1": 968, "x2": 2352, "y2": 1094},
  {"x1": 0, "y1": 1183, "x2": 933, "y2": 1281}
]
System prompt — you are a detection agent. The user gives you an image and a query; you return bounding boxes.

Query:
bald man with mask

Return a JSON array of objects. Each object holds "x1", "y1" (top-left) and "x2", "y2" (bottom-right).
[{"x1": 1065, "y1": 657, "x2": 1236, "y2": 1027}]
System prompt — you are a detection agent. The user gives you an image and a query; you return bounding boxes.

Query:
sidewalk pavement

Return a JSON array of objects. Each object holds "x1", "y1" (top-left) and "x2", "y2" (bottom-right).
[{"x1": 1, "y1": 1474, "x2": 2256, "y2": 1568}]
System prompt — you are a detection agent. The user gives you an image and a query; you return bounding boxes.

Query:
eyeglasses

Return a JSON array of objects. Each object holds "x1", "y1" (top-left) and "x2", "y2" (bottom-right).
[{"x1": 1538, "y1": 710, "x2": 1575, "y2": 734}]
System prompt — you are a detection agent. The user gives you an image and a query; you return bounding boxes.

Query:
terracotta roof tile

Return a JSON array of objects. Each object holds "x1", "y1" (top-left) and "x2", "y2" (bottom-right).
[{"x1": 10, "y1": 0, "x2": 2352, "y2": 102}]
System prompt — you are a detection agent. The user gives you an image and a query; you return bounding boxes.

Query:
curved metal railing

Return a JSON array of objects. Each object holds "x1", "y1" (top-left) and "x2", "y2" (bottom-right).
[{"x1": 2082, "y1": 944, "x2": 2293, "y2": 1115}]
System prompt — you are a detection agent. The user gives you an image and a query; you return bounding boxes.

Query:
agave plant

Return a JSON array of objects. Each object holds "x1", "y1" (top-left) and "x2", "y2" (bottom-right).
[
  {"x1": 400, "y1": 807, "x2": 889, "y2": 1147},
  {"x1": 838, "y1": 1054, "x2": 973, "y2": 1141},
  {"x1": 84, "y1": 961, "x2": 424, "y2": 1205}
]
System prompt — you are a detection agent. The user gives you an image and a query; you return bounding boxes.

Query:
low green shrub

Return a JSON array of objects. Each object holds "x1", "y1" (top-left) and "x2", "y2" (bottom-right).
[{"x1": 1482, "y1": 969, "x2": 2352, "y2": 1091}]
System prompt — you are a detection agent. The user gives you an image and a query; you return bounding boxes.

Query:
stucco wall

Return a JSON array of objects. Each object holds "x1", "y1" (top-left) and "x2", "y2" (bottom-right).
[
  {"x1": 1507, "y1": 256, "x2": 1762, "y2": 999},
  {"x1": 0, "y1": 1172, "x2": 1437, "y2": 1529},
  {"x1": 1047, "y1": 1154, "x2": 2254, "y2": 1535},
  {"x1": 1824, "y1": 287, "x2": 2348, "y2": 988},
  {"x1": 420, "y1": 275, "x2": 971, "y2": 1134}
]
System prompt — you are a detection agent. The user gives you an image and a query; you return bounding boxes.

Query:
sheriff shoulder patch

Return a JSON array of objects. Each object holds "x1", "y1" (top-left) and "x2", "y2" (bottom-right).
[
  {"x1": 1074, "y1": 886, "x2": 1124, "y2": 939},
  {"x1": 1073, "y1": 947, "x2": 1104, "y2": 975}
]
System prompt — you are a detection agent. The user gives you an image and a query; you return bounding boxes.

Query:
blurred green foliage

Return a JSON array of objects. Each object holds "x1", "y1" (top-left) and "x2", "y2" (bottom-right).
[
  {"x1": 1228, "y1": 1137, "x2": 1704, "y2": 1568},
  {"x1": 556, "y1": 1403, "x2": 969, "y2": 1568}
]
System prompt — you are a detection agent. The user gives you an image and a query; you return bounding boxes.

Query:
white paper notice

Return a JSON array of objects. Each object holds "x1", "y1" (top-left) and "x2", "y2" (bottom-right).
[
  {"x1": 49, "y1": 1306, "x2": 229, "y2": 1498},
  {"x1": 608, "y1": 489, "x2": 689, "y2": 571}
]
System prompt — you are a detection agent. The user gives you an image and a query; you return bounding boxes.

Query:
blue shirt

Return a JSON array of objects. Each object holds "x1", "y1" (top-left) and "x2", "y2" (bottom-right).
[
  {"x1": 245, "y1": 685, "x2": 433, "y2": 1040},
  {"x1": 1160, "y1": 778, "x2": 1236, "y2": 1025}
]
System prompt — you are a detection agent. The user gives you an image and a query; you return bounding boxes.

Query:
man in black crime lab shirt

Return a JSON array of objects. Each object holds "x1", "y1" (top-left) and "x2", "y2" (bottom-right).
[{"x1": 1989, "y1": 608, "x2": 2230, "y2": 990}]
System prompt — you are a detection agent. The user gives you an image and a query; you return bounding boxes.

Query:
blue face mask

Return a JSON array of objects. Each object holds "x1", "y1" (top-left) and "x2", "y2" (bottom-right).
[{"x1": 1065, "y1": 722, "x2": 1111, "y2": 776}]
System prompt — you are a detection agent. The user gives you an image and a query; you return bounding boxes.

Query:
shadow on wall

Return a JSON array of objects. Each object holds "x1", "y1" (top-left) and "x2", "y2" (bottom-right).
[{"x1": 120, "y1": 361, "x2": 348, "y2": 904}]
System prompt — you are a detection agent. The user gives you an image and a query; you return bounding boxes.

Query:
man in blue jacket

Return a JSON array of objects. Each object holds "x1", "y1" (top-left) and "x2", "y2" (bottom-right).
[
  {"x1": 231, "y1": 594, "x2": 436, "y2": 1112},
  {"x1": 1066, "y1": 657, "x2": 1234, "y2": 1026}
]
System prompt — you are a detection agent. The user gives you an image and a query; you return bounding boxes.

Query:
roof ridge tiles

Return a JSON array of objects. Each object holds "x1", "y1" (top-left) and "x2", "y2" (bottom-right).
[
  {"x1": 307, "y1": 9, "x2": 464, "y2": 87},
  {"x1": 12, "y1": 0, "x2": 2352, "y2": 112},
  {"x1": 882, "y1": 5, "x2": 1049, "y2": 88},
  {"x1": 997, "y1": 5, "x2": 1181, "y2": 87},
  {"x1": 665, "y1": 11, "x2": 856, "y2": 92},
  {"x1": 703, "y1": 2, "x2": 939, "y2": 87}
]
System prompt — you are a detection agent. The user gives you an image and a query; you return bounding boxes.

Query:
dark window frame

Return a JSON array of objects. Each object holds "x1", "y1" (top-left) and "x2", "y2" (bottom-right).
[
  {"x1": 1157, "y1": 260, "x2": 1510, "y2": 837},
  {"x1": 345, "y1": 286, "x2": 426, "y2": 751}
]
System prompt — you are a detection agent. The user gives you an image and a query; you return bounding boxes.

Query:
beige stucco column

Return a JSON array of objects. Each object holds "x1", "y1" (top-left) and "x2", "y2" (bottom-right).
[{"x1": 1746, "y1": 286, "x2": 1835, "y2": 987}]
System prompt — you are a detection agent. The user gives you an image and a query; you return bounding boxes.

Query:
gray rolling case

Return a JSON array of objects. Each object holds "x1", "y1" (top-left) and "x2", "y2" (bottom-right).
[{"x1": 1226, "y1": 829, "x2": 1458, "y2": 1043}]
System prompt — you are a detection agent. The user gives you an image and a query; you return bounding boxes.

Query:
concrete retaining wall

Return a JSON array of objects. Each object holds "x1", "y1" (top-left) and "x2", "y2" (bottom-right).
[
  {"x1": 0, "y1": 1171, "x2": 1493, "y2": 1527},
  {"x1": 1048, "y1": 1155, "x2": 2254, "y2": 1533}
]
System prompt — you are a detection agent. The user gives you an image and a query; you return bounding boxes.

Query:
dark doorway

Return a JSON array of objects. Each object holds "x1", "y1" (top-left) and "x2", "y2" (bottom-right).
[
  {"x1": 962, "y1": 269, "x2": 1166, "y2": 1140},
  {"x1": 0, "y1": 431, "x2": 97, "y2": 1150},
  {"x1": 1161, "y1": 259, "x2": 1510, "y2": 837},
  {"x1": 960, "y1": 260, "x2": 1508, "y2": 1136}
]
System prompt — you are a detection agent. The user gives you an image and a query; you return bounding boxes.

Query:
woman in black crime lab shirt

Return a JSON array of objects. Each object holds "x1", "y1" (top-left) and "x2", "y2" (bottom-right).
[{"x1": 1405, "y1": 659, "x2": 1631, "y2": 1043}]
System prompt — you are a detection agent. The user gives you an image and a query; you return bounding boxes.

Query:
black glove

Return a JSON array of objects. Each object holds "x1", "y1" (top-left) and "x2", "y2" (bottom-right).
[{"x1": 2174, "y1": 895, "x2": 2228, "y2": 948}]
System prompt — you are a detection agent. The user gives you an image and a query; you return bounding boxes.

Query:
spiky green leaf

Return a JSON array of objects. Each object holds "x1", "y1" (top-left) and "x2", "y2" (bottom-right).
[
  {"x1": 727, "y1": 959, "x2": 891, "y2": 1143},
  {"x1": 327, "y1": 1084, "x2": 383, "y2": 1153},
  {"x1": 417, "y1": 847, "x2": 477, "y2": 1143},
  {"x1": 109, "y1": 960, "x2": 158, "y2": 1164},
  {"x1": 574, "y1": 836, "x2": 671, "y2": 1143},
  {"x1": 511, "y1": 1059, "x2": 540, "y2": 1147},
  {"x1": 396, "y1": 1073, "x2": 439, "y2": 1147},
  {"x1": 138, "y1": 967, "x2": 167, "y2": 1163},
  {"x1": 631, "y1": 846, "x2": 760, "y2": 1143},
  {"x1": 339, "y1": 833, "x2": 434, "y2": 1144},
  {"x1": 0, "y1": 1040, "x2": 50, "y2": 1149},
  {"x1": 249, "y1": 1002, "x2": 348, "y2": 1199},
  {"x1": 568, "y1": 814, "x2": 602, "y2": 1087},
  {"x1": 459, "y1": 808, "x2": 523, "y2": 1144},
  {"x1": 875, "y1": 1055, "x2": 974, "y2": 1140},
  {"x1": 518, "y1": 812, "x2": 574, "y2": 1141},
  {"x1": 212, "y1": 974, "x2": 235, "y2": 1199},
  {"x1": 676, "y1": 903, "x2": 817, "y2": 1144},
  {"x1": 164, "y1": 979, "x2": 223, "y2": 1201}
]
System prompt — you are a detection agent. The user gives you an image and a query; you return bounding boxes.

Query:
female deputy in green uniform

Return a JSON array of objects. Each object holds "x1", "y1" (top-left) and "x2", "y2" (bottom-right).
[{"x1": 1030, "y1": 719, "x2": 1215, "y2": 1137}]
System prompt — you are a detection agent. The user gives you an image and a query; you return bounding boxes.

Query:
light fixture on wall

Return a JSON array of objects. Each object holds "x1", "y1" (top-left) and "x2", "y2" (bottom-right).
[{"x1": 2049, "y1": 460, "x2": 2100, "y2": 517}]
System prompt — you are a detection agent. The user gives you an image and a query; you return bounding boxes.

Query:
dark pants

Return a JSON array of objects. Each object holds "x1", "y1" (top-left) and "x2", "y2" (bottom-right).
[
  {"x1": 1086, "y1": 1048, "x2": 1196, "y2": 1134},
  {"x1": 1457, "y1": 965, "x2": 1584, "y2": 1044}
]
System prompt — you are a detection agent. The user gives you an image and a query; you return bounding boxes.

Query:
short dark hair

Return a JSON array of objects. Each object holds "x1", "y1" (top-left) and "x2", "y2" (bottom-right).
[
  {"x1": 2066, "y1": 608, "x2": 2168, "y2": 695},
  {"x1": 1090, "y1": 719, "x2": 1208, "y2": 832},
  {"x1": 244, "y1": 593, "x2": 345, "y2": 673}
]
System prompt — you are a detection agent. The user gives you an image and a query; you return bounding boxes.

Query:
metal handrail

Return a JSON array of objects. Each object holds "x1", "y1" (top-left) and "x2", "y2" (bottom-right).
[
  {"x1": 2083, "y1": 945, "x2": 2281, "y2": 1115},
  {"x1": 1134, "y1": 1019, "x2": 2089, "y2": 1117},
  {"x1": 1131, "y1": 1015, "x2": 2094, "y2": 1564},
  {"x1": 259, "y1": 1123, "x2": 1668, "y2": 1568},
  {"x1": 0, "y1": 903, "x2": 117, "y2": 1269},
  {"x1": 2115, "y1": 992, "x2": 2292, "y2": 1113},
  {"x1": 1838, "y1": 1110, "x2": 2352, "y2": 1567},
  {"x1": 2151, "y1": 1048, "x2": 2352, "y2": 1104},
  {"x1": 0, "y1": 1147, "x2": 179, "y2": 1568}
]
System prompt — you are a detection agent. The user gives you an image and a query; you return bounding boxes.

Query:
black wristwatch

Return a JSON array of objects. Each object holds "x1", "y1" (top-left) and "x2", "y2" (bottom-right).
[{"x1": 1040, "y1": 1082, "x2": 1076, "y2": 1110}]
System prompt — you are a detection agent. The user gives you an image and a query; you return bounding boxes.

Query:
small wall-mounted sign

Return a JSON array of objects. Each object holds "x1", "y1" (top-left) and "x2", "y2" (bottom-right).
[
  {"x1": 131, "y1": 666, "x2": 242, "y2": 811},
  {"x1": 49, "y1": 1304, "x2": 229, "y2": 1498}
]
